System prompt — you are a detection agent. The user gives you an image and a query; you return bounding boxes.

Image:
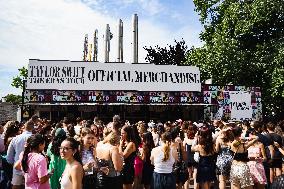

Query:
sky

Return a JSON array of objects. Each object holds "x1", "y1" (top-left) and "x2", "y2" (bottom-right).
[{"x1": 0, "y1": 0, "x2": 203, "y2": 99}]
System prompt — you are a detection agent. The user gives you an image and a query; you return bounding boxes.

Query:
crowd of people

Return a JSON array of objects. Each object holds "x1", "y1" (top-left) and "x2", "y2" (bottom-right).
[{"x1": 0, "y1": 115, "x2": 284, "y2": 189}]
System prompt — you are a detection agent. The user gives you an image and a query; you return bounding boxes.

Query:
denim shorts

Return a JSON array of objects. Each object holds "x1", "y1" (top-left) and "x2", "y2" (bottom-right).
[{"x1": 152, "y1": 172, "x2": 176, "y2": 189}]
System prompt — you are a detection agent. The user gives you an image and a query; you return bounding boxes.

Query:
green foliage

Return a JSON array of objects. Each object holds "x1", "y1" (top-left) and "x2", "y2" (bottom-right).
[
  {"x1": 11, "y1": 66, "x2": 28, "y2": 89},
  {"x1": 187, "y1": 0, "x2": 284, "y2": 119},
  {"x1": 143, "y1": 40, "x2": 189, "y2": 65},
  {"x1": 3, "y1": 94, "x2": 22, "y2": 105}
]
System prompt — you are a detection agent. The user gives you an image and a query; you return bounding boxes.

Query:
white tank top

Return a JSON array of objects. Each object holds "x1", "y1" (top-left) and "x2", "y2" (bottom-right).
[
  {"x1": 61, "y1": 167, "x2": 73, "y2": 189},
  {"x1": 154, "y1": 146, "x2": 175, "y2": 173}
]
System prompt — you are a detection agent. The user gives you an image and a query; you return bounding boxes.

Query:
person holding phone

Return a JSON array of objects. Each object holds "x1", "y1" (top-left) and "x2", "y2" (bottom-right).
[{"x1": 80, "y1": 128, "x2": 97, "y2": 189}]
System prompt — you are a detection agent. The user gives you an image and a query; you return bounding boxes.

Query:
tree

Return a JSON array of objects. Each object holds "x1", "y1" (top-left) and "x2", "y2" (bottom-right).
[
  {"x1": 11, "y1": 66, "x2": 28, "y2": 89},
  {"x1": 144, "y1": 39, "x2": 189, "y2": 65},
  {"x1": 3, "y1": 94, "x2": 22, "y2": 105},
  {"x1": 186, "y1": 0, "x2": 284, "y2": 120}
]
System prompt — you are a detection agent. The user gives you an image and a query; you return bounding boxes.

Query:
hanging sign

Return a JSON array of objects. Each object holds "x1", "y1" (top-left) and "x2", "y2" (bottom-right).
[{"x1": 27, "y1": 60, "x2": 201, "y2": 91}]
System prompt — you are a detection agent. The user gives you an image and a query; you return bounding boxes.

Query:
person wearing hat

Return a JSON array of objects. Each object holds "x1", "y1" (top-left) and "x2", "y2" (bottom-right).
[{"x1": 47, "y1": 128, "x2": 67, "y2": 189}]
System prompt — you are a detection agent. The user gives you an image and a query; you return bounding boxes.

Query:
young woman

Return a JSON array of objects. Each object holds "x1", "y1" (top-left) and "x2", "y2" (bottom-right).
[
  {"x1": 15, "y1": 134, "x2": 51, "y2": 189},
  {"x1": 47, "y1": 128, "x2": 67, "y2": 189},
  {"x1": 96, "y1": 132, "x2": 123, "y2": 189},
  {"x1": 80, "y1": 128, "x2": 97, "y2": 189},
  {"x1": 215, "y1": 126, "x2": 234, "y2": 189},
  {"x1": 247, "y1": 128, "x2": 267, "y2": 189},
  {"x1": 141, "y1": 132, "x2": 155, "y2": 189},
  {"x1": 119, "y1": 125, "x2": 137, "y2": 189},
  {"x1": 150, "y1": 131, "x2": 178, "y2": 189},
  {"x1": 171, "y1": 126, "x2": 187, "y2": 189},
  {"x1": 3, "y1": 121, "x2": 19, "y2": 150},
  {"x1": 183, "y1": 123, "x2": 198, "y2": 189},
  {"x1": 266, "y1": 122, "x2": 283, "y2": 182},
  {"x1": 191, "y1": 126, "x2": 217, "y2": 189},
  {"x1": 230, "y1": 126, "x2": 258, "y2": 189},
  {"x1": 60, "y1": 138, "x2": 84, "y2": 189},
  {"x1": 132, "y1": 123, "x2": 143, "y2": 189}
]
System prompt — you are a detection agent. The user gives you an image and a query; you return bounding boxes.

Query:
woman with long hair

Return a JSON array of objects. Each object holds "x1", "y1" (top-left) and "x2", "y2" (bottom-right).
[
  {"x1": 183, "y1": 123, "x2": 198, "y2": 189},
  {"x1": 247, "y1": 128, "x2": 267, "y2": 189},
  {"x1": 266, "y1": 122, "x2": 283, "y2": 183},
  {"x1": 230, "y1": 126, "x2": 258, "y2": 189},
  {"x1": 96, "y1": 131, "x2": 123, "y2": 189},
  {"x1": 171, "y1": 126, "x2": 188, "y2": 189},
  {"x1": 132, "y1": 123, "x2": 143, "y2": 189},
  {"x1": 60, "y1": 137, "x2": 84, "y2": 189},
  {"x1": 3, "y1": 121, "x2": 19, "y2": 150},
  {"x1": 80, "y1": 128, "x2": 97, "y2": 189},
  {"x1": 215, "y1": 125, "x2": 234, "y2": 189},
  {"x1": 191, "y1": 125, "x2": 217, "y2": 189},
  {"x1": 150, "y1": 131, "x2": 178, "y2": 189},
  {"x1": 47, "y1": 128, "x2": 67, "y2": 189},
  {"x1": 15, "y1": 134, "x2": 51, "y2": 189},
  {"x1": 119, "y1": 125, "x2": 137, "y2": 189},
  {"x1": 141, "y1": 132, "x2": 155, "y2": 189}
]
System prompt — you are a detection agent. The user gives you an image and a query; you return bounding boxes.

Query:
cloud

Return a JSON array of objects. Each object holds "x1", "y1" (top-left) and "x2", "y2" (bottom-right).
[{"x1": 0, "y1": 0, "x2": 202, "y2": 98}]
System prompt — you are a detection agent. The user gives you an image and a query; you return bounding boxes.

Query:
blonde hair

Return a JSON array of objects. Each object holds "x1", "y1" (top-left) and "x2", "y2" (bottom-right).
[
  {"x1": 161, "y1": 132, "x2": 172, "y2": 161},
  {"x1": 105, "y1": 132, "x2": 120, "y2": 146}
]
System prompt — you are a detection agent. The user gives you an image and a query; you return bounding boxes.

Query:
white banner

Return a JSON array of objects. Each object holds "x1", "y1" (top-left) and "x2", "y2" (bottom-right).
[
  {"x1": 230, "y1": 91, "x2": 252, "y2": 120},
  {"x1": 27, "y1": 60, "x2": 201, "y2": 91}
]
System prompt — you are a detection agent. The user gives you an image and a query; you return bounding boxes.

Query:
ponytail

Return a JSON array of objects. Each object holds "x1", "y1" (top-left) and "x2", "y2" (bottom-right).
[
  {"x1": 22, "y1": 142, "x2": 32, "y2": 173},
  {"x1": 161, "y1": 132, "x2": 172, "y2": 161},
  {"x1": 162, "y1": 141, "x2": 170, "y2": 161},
  {"x1": 21, "y1": 134, "x2": 45, "y2": 173},
  {"x1": 73, "y1": 151, "x2": 82, "y2": 165}
]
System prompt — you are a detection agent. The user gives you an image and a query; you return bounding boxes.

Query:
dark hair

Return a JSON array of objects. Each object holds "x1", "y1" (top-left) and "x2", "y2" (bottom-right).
[
  {"x1": 242, "y1": 120, "x2": 250, "y2": 128},
  {"x1": 113, "y1": 121, "x2": 121, "y2": 131},
  {"x1": 31, "y1": 115, "x2": 39, "y2": 123},
  {"x1": 187, "y1": 125, "x2": 198, "y2": 139},
  {"x1": 232, "y1": 126, "x2": 243, "y2": 138},
  {"x1": 267, "y1": 122, "x2": 276, "y2": 131},
  {"x1": 142, "y1": 132, "x2": 155, "y2": 161},
  {"x1": 222, "y1": 128, "x2": 234, "y2": 143},
  {"x1": 171, "y1": 126, "x2": 184, "y2": 141},
  {"x1": 51, "y1": 133, "x2": 67, "y2": 156},
  {"x1": 86, "y1": 120, "x2": 93, "y2": 128},
  {"x1": 122, "y1": 125, "x2": 135, "y2": 143},
  {"x1": 22, "y1": 134, "x2": 45, "y2": 173},
  {"x1": 64, "y1": 137, "x2": 82, "y2": 164},
  {"x1": 251, "y1": 121, "x2": 262, "y2": 132},
  {"x1": 76, "y1": 117, "x2": 82, "y2": 124},
  {"x1": 131, "y1": 124, "x2": 141, "y2": 148},
  {"x1": 90, "y1": 124, "x2": 99, "y2": 137},
  {"x1": 67, "y1": 124, "x2": 76, "y2": 137},
  {"x1": 4, "y1": 122, "x2": 19, "y2": 145},
  {"x1": 198, "y1": 127, "x2": 214, "y2": 154}
]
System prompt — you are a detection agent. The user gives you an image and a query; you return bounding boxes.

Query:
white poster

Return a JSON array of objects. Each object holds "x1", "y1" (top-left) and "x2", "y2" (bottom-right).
[
  {"x1": 27, "y1": 60, "x2": 201, "y2": 91},
  {"x1": 230, "y1": 91, "x2": 252, "y2": 121}
]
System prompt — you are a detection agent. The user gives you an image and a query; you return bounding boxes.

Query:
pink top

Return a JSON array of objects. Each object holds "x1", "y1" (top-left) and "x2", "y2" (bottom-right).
[
  {"x1": 19, "y1": 152, "x2": 50, "y2": 189},
  {"x1": 134, "y1": 144, "x2": 144, "y2": 176},
  {"x1": 248, "y1": 146, "x2": 261, "y2": 158}
]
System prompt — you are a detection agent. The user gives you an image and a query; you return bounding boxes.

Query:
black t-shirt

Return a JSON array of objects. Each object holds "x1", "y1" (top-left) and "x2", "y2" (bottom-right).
[
  {"x1": 266, "y1": 132, "x2": 283, "y2": 159},
  {"x1": 256, "y1": 133, "x2": 273, "y2": 147},
  {"x1": 267, "y1": 133, "x2": 283, "y2": 146},
  {"x1": 256, "y1": 133, "x2": 274, "y2": 159}
]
